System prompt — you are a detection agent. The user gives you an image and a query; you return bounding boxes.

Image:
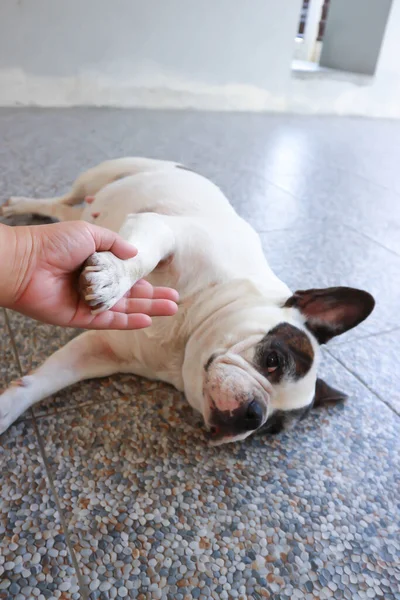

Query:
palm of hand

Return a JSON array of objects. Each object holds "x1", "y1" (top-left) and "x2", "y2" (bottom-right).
[{"x1": 14, "y1": 223, "x2": 106, "y2": 326}]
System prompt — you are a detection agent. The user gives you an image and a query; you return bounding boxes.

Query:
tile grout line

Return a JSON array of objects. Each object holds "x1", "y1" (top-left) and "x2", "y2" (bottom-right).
[
  {"x1": 326, "y1": 349, "x2": 400, "y2": 419},
  {"x1": 330, "y1": 325, "x2": 400, "y2": 348},
  {"x1": 36, "y1": 391, "x2": 137, "y2": 419},
  {"x1": 30, "y1": 419, "x2": 89, "y2": 600},
  {"x1": 342, "y1": 223, "x2": 400, "y2": 259},
  {"x1": 3, "y1": 308, "x2": 23, "y2": 374},
  {"x1": 258, "y1": 137, "x2": 400, "y2": 205},
  {"x1": 255, "y1": 226, "x2": 296, "y2": 235},
  {"x1": 254, "y1": 201, "x2": 400, "y2": 262},
  {"x1": 3, "y1": 308, "x2": 89, "y2": 600},
  {"x1": 255, "y1": 163, "x2": 400, "y2": 260},
  {"x1": 325, "y1": 157, "x2": 400, "y2": 199},
  {"x1": 13, "y1": 392, "x2": 136, "y2": 425}
]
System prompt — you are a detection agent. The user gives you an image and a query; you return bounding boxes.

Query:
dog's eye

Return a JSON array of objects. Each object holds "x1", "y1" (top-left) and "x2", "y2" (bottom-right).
[{"x1": 266, "y1": 352, "x2": 279, "y2": 373}]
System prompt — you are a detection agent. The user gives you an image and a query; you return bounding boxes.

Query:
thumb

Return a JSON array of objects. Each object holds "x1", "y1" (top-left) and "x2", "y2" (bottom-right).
[{"x1": 87, "y1": 223, "x2": 138, "y2": 260}]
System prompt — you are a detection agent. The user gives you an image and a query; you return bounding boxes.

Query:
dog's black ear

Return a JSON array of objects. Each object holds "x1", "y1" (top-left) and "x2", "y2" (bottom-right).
[
  {"x1": 314, "y1": 378, "x2": 347, "y2": 408},
  {"x1": 284, "y1": 286, "x2": 375, "y2": 344}
]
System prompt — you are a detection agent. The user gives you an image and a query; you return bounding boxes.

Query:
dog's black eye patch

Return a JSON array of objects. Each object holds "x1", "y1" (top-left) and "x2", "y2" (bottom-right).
[{"x1": 254, "y1": 322, "x2": 314, "y2": 382}]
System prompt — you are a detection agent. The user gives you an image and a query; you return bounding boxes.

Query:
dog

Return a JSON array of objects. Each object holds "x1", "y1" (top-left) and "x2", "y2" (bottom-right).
[{"x1": 0, "y1": 158, "x2": 375, "y2": 443}]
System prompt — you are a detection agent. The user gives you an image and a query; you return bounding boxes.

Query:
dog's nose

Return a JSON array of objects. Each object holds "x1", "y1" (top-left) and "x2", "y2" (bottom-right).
[
  {"x1": 244, "y1": 399, "x2": 264, "y2": 430},
  {"x1": 210, "y1": 398, "x2": 265, "y2": 438}
]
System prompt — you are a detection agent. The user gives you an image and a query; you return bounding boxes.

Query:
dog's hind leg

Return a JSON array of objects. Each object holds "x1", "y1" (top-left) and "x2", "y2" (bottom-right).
[
  {"x1": 0, "y1": 331, "x2": 123, "y2": 435},
  {"x1": 1, "y1": 172, "x2": 91, "y2": 220},
  {"x1": 1, "y1": 194, "x2": 83, "y2": 221}
]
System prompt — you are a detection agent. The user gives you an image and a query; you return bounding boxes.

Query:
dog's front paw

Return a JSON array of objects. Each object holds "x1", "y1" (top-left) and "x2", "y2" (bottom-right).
[
  {"x1": 80, "y1": 251, "x2": 132, "y2": 314},
  {"x1": 1, "y1": 196, "x2": 32, "y2": 217}
]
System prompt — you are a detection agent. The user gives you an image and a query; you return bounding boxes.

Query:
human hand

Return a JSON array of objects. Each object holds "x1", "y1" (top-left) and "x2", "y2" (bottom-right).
[{"x1": 0, "y1": 221, "x2": 179, "y2": 329}]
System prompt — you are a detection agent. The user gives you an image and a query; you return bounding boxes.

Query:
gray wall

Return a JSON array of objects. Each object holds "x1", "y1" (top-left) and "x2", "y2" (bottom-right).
[
  {"x1": 320, "y1": 0, "x2": 393, "y2": 75},
  {"x1": 0, "y1": 0, "x2": 302, "y2": 90}
]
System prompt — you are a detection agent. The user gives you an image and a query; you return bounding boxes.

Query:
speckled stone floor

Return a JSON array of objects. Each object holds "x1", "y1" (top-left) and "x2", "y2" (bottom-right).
[{"x1": 0, "y1": 109, "x2": 399, "y2": 600}]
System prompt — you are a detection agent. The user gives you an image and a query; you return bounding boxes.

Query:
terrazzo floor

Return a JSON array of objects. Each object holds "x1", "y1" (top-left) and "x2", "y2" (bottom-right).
[{"x1": 0, "y1": 108, "x2": 399, "y2": 600}]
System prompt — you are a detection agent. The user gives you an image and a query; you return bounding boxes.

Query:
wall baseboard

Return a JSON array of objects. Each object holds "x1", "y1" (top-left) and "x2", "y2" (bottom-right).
[{"x1": 1, "y1": 68, "x2": 400, "y2": 118}]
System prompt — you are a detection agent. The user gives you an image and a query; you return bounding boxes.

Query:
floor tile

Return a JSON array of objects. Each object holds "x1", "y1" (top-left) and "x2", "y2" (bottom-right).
[
  {"x1": 0, "y1": 421, "x2": 80, "y2": 599},
  {"x1": 5, "y1": 311, "x2": 144, "y2": 419},
  {"x1": 260, "y1": 224, "x2": 400, "y2": 343},
  {"x1": 226, "y1": 167, "x2": 329, "y2": 232},
  {"x1": 328, "y1": 328, "x2": 400, "y2": 414},
  {"x1": 280, "y1": 115, "x2": 400, "y2": 196},
  {"x1": 0, "y1": 311, "x2": 80, "y2": 597},
  {"x1": 260, "y1": 141, "x2": 400, "y2": 256},
  {"x1": 5, "y1": 311, "x2": 78, "y2": 374},
  {"x1": 33, "y1": 352, "x2": 400, "y2": 599}
]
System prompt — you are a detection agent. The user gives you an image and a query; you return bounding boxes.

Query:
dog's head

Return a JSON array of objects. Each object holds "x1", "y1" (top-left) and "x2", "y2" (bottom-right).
[{"x1": 203, "y1": 286, "x2": 374, "y2": 444}]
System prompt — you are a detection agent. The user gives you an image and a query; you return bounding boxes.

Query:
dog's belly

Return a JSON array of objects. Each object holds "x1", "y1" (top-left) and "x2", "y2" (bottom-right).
[
  {"x1": 80, "y1": 168, "x2": 235, "y2": 233},
  {"x1": 82, "y1": 199, "x2": 130, "y2": 232},
  {"x1": 104, "y1": 306, "x2": 188, "y2": 390}
]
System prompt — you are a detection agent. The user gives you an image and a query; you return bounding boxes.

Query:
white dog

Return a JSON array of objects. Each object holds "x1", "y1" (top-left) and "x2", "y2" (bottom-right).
[{"x1": 0, "y1": 158, "x2": 374, "y2": 443}]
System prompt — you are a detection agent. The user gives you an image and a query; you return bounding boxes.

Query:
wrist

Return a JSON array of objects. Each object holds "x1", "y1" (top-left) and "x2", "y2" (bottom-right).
[{"x1": 0, "y1": 223, "x2": 35, "y2": 309}]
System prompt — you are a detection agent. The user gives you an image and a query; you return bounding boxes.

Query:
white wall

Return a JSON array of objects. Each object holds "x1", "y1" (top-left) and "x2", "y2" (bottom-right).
[
  {"x1": 1, "y1": 0, "x2": 400, "y2": 117},
  {"x1": 0, "y1": 0, "x2": 302, "y2": 110}
]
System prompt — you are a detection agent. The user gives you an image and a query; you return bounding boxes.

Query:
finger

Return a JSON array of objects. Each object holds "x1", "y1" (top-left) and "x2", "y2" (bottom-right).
[
  {"x1": 151, "y1": 286, "x2": 180, "y2": 303},
  {"x1": 112, "y1": 297, "x2": 179, "y2": 316},
  {"x1": 127, "y1": 279, "x2": 153, "y2": 295},
  {"x1": 85, "y1": 311, "x2": 153, "y2": 330},
  {"x1": 125, "y1": 280, "x2": 180, "y2": 303},
  {"x1": 69, "y1": 297, "x2": 153, "y2": 330},
  {"x1": 86, "y1": 223, "x2": 138, "y2": 260}
]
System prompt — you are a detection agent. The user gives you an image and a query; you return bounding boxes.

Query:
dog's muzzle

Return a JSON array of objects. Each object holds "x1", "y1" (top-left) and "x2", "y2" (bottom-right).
[{"x1": 204, "y1": 347, "x2": 272, "y2": 443}]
